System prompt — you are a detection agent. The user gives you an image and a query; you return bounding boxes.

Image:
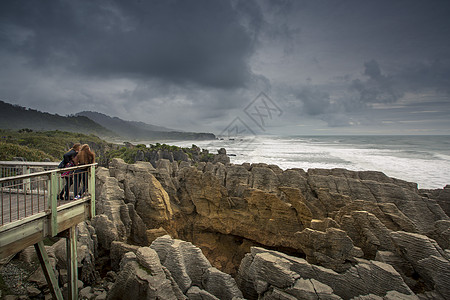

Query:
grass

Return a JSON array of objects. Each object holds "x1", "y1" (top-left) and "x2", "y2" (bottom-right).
[{"x1": 0, "y1": 129, "x2": 210, "y2": 166}]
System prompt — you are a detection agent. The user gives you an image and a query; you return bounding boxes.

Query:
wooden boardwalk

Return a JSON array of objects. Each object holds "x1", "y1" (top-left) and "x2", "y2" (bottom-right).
[
  {"x1": 0, "y1": 164, "x2": 96, "y2": 257},
  {"x1": 0, "y1": 163, "x2": 97, "y2": 300}
]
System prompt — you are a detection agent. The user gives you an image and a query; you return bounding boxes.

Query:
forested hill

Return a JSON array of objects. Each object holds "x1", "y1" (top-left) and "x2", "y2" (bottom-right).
[
  {"x1": 0, "y1": 101, "x2": 216, "y2": 141},
  {"x1": 0, "y1": 100, "x2": 115, "y2": 137},
  {"x1": 77, "y1": 111, "x2": 174, "y2": 133},
  {"x1": 76, "y1": 111, "x2": 216, "y2": 140}
]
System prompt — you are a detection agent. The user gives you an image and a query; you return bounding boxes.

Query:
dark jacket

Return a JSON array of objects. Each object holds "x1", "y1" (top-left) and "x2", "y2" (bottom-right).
[{"x1": 62, "y1": 149, "x2": 77, "y2": 165}]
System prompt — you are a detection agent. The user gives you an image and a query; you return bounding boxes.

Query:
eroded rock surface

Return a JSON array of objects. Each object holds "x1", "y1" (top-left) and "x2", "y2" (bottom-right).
[
  {"x1": 236, "y1": 247, "x2": 417, "y2": 300},
  {"x1": 91, "y1": 158, "x2": 450, "y2": 298},
  {"x1": 108, "y1": 237, "x2": 243, "y2": 300}
]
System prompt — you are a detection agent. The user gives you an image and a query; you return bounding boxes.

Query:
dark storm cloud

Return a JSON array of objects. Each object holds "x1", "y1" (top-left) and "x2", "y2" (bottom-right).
[
  {"x1": 0, "y1": 0, "x2": 260, "y2": 89},
  {"x1": 350, "y1": 60, "x2": 403, "y2": 104},
  {"x1": 293, "y1": 58, "x2": 450, "y2": 127},
  {"x1": 1, "y1": 0, "x2": 450, "y2": 134},
  {"x1": 396, "y1": 60, "x2": 450, "y2": 95}
]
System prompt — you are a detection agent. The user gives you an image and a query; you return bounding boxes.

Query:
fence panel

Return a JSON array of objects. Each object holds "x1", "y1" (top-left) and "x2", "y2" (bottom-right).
[{"x1": 0, "y1": 163, "x2": 96, "y2": 226}]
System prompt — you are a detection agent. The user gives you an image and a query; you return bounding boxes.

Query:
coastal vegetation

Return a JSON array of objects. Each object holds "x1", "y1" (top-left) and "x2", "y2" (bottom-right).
[
  {"x1": 0, "y1": 129, "x2": 218, "y2": 166},
  {"x1": 0, "y1": 100, "x2": 115, "y2": 137},
  {"x1": 0, "y1": 129, "x2": 113, "y2": 162}
]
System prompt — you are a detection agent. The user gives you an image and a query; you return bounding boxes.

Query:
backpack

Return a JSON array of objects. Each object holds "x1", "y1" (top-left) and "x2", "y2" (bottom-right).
[{"x1": 61, "y1": 161, "x2": 75, "y2": 177}]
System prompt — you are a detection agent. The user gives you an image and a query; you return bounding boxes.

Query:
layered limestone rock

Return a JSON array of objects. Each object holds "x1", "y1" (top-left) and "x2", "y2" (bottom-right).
[
  {"x1": 387, "y1": 231, "x2": 450, "y2": 298},
  {"x1": 93, "y1": 160, "x2": 175, "y2": 250},
  {"x1": 109, "y1": 159, "x2": 173, "y2": 230},
  {"x1": 150, "y1": 235, "x2": 243, "y2": 300},
  {"x1": 236, "y1": 247, "x2": 417, "y2": 300},
  {"x1": 107, "y1": 248, "x2": 185, "y2": 300},
  {"x1": 420, "y1": 185, "x2": 450, "y2": 217},
  {"x1": 295, "y1": 227, "x2": 363, "y2": 272},
  {"x1": 93, "y1": 158, "x2": 449, "y2": 297},
  {"x1": 108, "y1": 238, "x2": 243, "y2": 300},
  {"x1": 93, "y1": 167, "x2": 133, "y2": 249}
]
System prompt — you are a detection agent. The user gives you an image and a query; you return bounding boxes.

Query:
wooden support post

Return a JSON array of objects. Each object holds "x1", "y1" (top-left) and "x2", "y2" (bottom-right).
[
  {"x1": 49, "y1": 171, "x2": 58, "y2": 236},
  {"x1": 89, "y1": 165, "x2": 96, "y2": 218},
  {"x1": 34, "y1": 241, "x2": 63, "y2": 300},
  {"x1": 67, "y1": 226, "x2": 78, "y2": 300}
]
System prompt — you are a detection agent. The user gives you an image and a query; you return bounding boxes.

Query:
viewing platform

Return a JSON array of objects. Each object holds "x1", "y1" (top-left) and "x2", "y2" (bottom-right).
[{"x1": 0, "y1": 161, "x2": 97, "y2": 300}]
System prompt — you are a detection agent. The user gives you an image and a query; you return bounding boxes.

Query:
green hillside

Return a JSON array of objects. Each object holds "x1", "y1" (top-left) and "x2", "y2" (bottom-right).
[
  {"x1": 0, "y1": 129, "x2": 114, "y2": 162},
  {"x1": 76, "y1": 111, "x2": 216, "y2": 141},
  {"x1": 0, "y1": 100, "x2": 116, "y2": 137}
]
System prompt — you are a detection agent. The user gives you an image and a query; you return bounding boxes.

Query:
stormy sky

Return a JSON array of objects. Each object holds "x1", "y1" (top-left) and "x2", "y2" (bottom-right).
[{"x1": 1, "y1": 0, "x2": 449, "y2": 135}]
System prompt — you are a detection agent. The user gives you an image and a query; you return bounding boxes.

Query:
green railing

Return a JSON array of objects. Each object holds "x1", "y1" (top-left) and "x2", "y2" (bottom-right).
[
  {"x1": 0, "y1": 163, "x2": 96, "y2": 228},
  {"x1": 0, "y1": 163, "x2": 97, "y2": 300}
]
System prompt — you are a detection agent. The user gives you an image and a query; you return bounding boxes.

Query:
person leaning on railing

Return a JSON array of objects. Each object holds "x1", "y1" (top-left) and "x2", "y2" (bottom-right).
[
  {"x1": 73, "y1": 144, "x2": 95, "y2": 200},
  {"x1": 58, "y1": 143, "x2": 81, "y2": 200}
]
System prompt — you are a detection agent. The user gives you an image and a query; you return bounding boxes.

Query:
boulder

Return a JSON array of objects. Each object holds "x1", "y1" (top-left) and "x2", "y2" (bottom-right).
[
  {"x1": 237, "y1": 247, "x2": 416, "y2": 300},
  {"x1": 426, "y1": 220, "x2": 450, "y2": 250},
  {"x1": 389, "y1": 231, "x2": 450, "y2": 298},
  {"x1": 213, "y1": 148, "x2": 230, "y2": 165},
  {"x1": 110, "y1": 241, "x2": 139, "y2": 271},
  {"x1": 107, "y1": 247, "x2": 185, "y2": 300},
  {"x1": 420, "y1": 186, "x2": 450, "y2": 217},
  {"x1": 150, "y1": 235, "x2": 243, "y2": 299},
  {"x1": 295, "y1": 227, "x2": 363, "y2": 272}
]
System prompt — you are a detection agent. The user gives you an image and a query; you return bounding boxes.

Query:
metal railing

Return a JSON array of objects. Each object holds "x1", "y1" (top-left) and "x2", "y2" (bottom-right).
[{"x1": 0, "y1": 163, "x2": 96, "y2": 227}]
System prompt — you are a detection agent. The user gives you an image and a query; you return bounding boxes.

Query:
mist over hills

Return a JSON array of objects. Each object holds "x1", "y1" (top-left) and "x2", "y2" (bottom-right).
[{"x1": 0, "y1": 100, "x2": 215, "y2": 141}]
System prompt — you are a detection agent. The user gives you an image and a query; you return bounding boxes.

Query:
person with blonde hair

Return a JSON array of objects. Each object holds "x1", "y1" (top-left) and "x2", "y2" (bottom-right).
[{"x1": 73, "y1": 144, "x2": 95, "y2": 199}]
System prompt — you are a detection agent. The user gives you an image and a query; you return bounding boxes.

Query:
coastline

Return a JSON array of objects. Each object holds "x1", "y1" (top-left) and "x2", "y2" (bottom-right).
[{"x1": 167, "y1": 135, "x2": 450, "y2": 189}]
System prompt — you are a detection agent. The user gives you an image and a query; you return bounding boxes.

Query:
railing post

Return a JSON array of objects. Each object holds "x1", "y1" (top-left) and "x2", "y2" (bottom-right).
[
  {"x1": 89, "y1": 165, "x2": 96, "y2": 218},
  {"x1": 48, "y1": 171, "x2": 58, "y2": 236},
  {"x1": 22, "y1": 165, "x2": 31, "y2": 193}
]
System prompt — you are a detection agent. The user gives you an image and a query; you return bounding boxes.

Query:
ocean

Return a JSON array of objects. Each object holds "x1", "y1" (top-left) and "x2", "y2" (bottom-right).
[{"x1": 170, "y1": 135, "x2": 450, "y2": 190}]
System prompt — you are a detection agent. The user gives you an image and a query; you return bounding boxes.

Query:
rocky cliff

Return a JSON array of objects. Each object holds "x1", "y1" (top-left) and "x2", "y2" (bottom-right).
[
  {"x1": 84, "y1": 155, "x2": 449, "y2": 299},
  {"x1": 3, "y1": 153, "x2": 449, "y2": 299}
]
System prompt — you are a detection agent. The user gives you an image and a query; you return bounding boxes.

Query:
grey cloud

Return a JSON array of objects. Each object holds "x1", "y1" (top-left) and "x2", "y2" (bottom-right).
[
  {"x1": 0, "y1": 0, "x2": 261, "y2": 89},
  {"x1": 320, "y1": 114, "x2": 353, "y2": 127},
  {"x1": 396, "y1": 60, "x2": 450, "y2": 95},
  {"x1": 350, "y1": 60, "x2": 403, "y2": 104},
  {"x1": 1, "y1": 0, "x2": 450, "y2": 134},
  {"x1": 295, "y1": 86, "x2": 330, "y2": 115}
]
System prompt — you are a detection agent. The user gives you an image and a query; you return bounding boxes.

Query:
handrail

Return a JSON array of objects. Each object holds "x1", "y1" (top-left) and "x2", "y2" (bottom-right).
[
  {"x1": 0, "y1": 163, "x2": 97, "y2": 228},
  {"x1": 0, "y1": 162, "x2": 97, "y2": 299},
  {"x1": 0, "y1": 163, "x2": 97, "y2": 183},
  {"x1": 0, "y1": 161, "x2": 60, "y2": 167}
]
